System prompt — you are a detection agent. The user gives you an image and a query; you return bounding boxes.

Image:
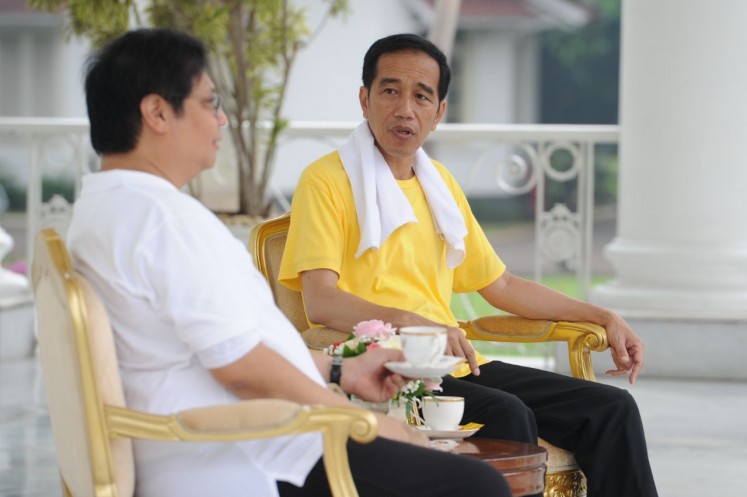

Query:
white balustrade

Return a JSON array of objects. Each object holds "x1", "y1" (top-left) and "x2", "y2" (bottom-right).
[{"x1": 0, "y1": 118, "x2": 619, "y2": 315}]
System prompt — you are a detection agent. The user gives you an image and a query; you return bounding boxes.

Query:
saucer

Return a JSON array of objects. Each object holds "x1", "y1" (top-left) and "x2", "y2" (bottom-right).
[
  {"x1": 384, "y1": 356, "x2": 465, "y2": 378},
  {"x1": 416, "y1": 425, "x2": 480, "y2": 440}
]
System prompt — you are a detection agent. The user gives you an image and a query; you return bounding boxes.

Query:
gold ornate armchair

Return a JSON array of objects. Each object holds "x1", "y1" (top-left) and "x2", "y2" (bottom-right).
[
  {"x1": 250, "y1": 212, "x2": 610, "y2": 497},
  {"x1": 31, "y1": 228, "x2": 377, "y2": 497}
]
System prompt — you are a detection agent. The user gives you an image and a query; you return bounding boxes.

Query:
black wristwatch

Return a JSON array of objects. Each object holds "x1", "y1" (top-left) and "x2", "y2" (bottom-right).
[{"x1": 330, "y1": 355, "x2": 343, "y2": 385}]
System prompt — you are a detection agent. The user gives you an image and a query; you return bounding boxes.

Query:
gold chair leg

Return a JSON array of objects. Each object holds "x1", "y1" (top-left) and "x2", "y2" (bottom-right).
[{"x1": 544, "y1": 469, "x2": 587, "y2": 497}]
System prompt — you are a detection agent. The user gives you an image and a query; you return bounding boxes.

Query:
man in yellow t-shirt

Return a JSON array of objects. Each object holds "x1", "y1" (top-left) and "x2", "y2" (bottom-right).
[{"x1": 279, "y1": 34, "x2": 657, "y2": 497}]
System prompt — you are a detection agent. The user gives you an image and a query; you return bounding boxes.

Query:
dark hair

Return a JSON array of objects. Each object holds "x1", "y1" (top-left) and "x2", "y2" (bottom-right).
[
  {"x1": 84, "y1": 28, "x2": 208, "y2": 155},
  {"x1": 362, "y1": 33, "x2": 451, "y2": 104}
]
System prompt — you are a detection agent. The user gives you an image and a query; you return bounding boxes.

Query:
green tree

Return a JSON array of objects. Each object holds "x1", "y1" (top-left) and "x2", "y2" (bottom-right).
[
  {"x1": 31, "y1": 0, "x2": 348, "y2": 216},
  {"x1": 540, "y1": 0, "x2": 621, "y2": 124},
  {"x1": 539, "y1": 0, "x2": 621, "y2": 210}
]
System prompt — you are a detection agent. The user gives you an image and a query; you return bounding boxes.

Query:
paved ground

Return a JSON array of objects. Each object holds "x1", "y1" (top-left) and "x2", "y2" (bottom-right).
[
  {"x1": 596, "y1": 374, "x2": 747, "y2": 496},
  {"x1": 2, "y1": 356, "x2": 746, "y2": 497}
]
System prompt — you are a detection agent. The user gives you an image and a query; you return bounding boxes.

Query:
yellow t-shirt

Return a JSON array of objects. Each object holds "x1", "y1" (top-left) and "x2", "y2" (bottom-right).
[{"x1": 278, "y1": 151, "x2": 506, "y2": 377}]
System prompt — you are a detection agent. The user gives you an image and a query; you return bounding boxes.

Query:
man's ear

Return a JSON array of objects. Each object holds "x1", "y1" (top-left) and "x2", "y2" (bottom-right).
[
  {"x1": 358, "y1": 86, "x2": 369, "y2": 119},
  {"x1": 431, "y1": 99, "x2": 447, "y2": 132},
  {"x1": 139, "y1": 94, "x2": 170, "y2": 134}
]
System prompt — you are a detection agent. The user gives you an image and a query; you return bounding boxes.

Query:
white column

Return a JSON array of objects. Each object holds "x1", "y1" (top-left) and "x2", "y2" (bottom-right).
[
  {"x1": 52, "y1": 31, "x2": 89, "y2": 117},
  {"x1": 18, "y1": 31, "x2": 35, "y2": 116},
  {"x1": 592, "y1": 0, "x2": 747, "y2": 319},
  {"x1": 589, "y1": 0, "x2": 747, "y2": 380}
]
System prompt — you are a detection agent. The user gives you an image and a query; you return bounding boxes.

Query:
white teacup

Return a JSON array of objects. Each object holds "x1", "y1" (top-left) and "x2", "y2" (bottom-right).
[
  {"x1": 422, "y1": 396, "x2": 465, "y2": 431},
  {"x1": 398, "y1": 326, "x2": 447, "y2": 368}
]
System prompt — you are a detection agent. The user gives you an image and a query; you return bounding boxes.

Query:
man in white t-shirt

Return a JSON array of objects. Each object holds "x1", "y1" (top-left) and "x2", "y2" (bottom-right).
[{"x1": 68, "y1": 28, "x2": 511, "y2": 497}]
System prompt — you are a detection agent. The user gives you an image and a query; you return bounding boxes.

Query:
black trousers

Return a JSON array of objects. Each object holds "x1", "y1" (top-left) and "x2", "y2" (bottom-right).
[
  {"x1": 277, "y1": 437, "x2": 511, "y2": 497},
  {"x1": 440, "y1": 361, "x2": 658, "y2": 497}
]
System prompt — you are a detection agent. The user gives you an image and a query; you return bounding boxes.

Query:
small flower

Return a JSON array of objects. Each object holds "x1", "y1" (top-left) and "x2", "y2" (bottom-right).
[
  {"x1": 366, "y1": 342, "x2": 381, "y2": 351},
  {"x1": 352, "y1": 319, "x2": 397, "y2": 340},
  {"x1": 423, "y1": 378, "x2": 443, "y2": 392},
  {"x1": 325, "y1": 341, "x2": 346, "y2": 356},
  {"x1": 6, "y1": 260, "x2": 27, "y2": 275},
  {"x1": 400, "y1": 380, "x2": 419, "y2": 396},
  {"x1": 391, "y1": 378, "x2": 442, "y2": 425},
  {"x1": 378, "y1": 335, "x2": 402, "y2": 350}
]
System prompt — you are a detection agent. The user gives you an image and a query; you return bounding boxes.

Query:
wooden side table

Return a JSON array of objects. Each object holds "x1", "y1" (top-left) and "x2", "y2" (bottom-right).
[{"x1": 453, "y1": 438, "x2": 547, "y2": 497}]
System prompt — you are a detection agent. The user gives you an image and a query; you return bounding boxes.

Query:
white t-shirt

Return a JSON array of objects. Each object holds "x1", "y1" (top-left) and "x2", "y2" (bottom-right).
[{"x1": 67, "y1": 170, "x2": 324, "y2": 497}]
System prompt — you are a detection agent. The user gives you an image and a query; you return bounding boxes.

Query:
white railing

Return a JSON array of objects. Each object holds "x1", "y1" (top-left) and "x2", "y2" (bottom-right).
[{"x1": 0, "y1": 118, "x2": 619, "y2": 310}]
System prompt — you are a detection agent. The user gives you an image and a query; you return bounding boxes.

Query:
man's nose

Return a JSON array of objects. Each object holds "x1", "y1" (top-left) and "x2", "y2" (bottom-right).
[
  {"x1": 394, "y1": 96, "x2": 415, "y2": 119},
  {"x1": 217, "y1": 108, "x2": 229, "y2": 128}
]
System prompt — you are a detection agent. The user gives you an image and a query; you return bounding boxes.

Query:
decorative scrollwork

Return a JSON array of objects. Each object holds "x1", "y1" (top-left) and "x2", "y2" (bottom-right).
[
  {"x1": 465, "y1": 142, "x2": 540, "y2": 195},
  {"x1": 38, "y1": 134, "x2": 77, "y2": 170},
  {"x1": 348, "y1": 413, "x2": 378, "y2": 442},
  {"x1": 544, "y1": 469, "x2": 587, "y2": 497},
  {"x1": 37, "y1": 133, "x2": 96, "y2": 176},
  {"x1": 40, "y1": 194, "x2": 73, "y2": 238},
  {"x1": 539, "y1": 203, "x2": 580, "y2": 267},
  {"x1": 540, "y1": 141, "x2": 582, "y2": 183},
  {"x1": 580, "y1": 327, "x2": 609, "y2": 352}
]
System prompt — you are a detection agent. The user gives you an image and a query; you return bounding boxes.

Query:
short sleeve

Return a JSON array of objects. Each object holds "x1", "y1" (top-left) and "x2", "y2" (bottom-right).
[
  {"x1": 137, "y1": 214, "x2": 266, "y2": 361},
  {"x1": 279, "y1": 156, "x2": 351, "y2": 291}
]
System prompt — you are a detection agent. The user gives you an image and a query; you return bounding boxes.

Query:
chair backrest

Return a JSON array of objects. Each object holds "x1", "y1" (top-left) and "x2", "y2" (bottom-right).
[
  {"x1": 249, "y1": 212, "x2": 309, "y2": 332},
  {"x1": 31, "y1": 228, "x2": 134, "y2": 497}
]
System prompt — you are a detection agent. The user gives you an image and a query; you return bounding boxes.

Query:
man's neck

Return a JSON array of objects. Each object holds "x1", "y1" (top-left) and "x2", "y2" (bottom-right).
[
  {"x1": 374, "y1": 144, "x2": 416, "y2": 180},
  {"x1": 388, "y1": 161, "x2": 415, "y2": 180},
  {"x1": 100, "y1": 152, "x2": 182, "y2": 188}
]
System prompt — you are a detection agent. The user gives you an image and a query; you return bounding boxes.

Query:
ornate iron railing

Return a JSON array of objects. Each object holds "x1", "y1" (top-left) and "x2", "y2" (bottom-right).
[{"x1": 0, "y1": 118, "x2": 618, "y2": 311}]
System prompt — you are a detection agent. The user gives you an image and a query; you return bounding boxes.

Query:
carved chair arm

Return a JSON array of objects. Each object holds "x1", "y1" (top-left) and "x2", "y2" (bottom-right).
[
  {"x1": 459, "y1": 315, "x2": 609, "y2": 381},
  {"x1": 301, "y1": 327, "x2": 352, "y2": 351},
  {"x1": 105, "y1": 400, "x2": 376, "y2": 443},
  {"x1": 105, "y1": 400, "x2": 377, "y2": 497}
]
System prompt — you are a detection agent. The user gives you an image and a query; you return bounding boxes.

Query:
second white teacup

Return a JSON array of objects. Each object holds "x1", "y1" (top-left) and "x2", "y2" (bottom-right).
[
  {"x1": 422, "y1": 395, "x2": 465, "y2": 431},
  {"x1": 399, "y1": 326, "x2": 447, "y2": 368}
]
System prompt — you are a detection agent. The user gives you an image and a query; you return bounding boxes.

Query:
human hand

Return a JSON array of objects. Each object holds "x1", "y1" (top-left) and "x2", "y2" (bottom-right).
[
  {"x1": 341, "y1": 347, "x2": 406, "y2": 402},
  {"x1": 604, "y1": 313, "x2": 645, "y2": 384},
  {"x1": 372, "y1": 413, "x2": 429, "y2": 446},
  {"x1": 444, "y1": 326, "x2": 480, "y2": 376}
]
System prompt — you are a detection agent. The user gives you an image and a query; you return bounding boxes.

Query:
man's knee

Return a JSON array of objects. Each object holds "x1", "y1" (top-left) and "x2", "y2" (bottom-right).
[
  {"x1": 474, "y1": 393, "x2": 537, "y2": 442},
  {"x1": 602, "y1": 385, "x2": 639, "y2": 414},
  {"x1": 592, "y1": 384, "x2": 644, "y2": 430}
]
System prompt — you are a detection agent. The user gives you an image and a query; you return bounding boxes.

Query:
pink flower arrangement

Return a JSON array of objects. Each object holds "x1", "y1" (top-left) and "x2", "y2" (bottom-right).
[
  {"x1": 353, "y1": 319, "x2": 397, "y2": 340},
  {"x1": 325, "y1": 319, "x2": 397, "y2": 357},
  {"x1": 325, "y1": 320, "x2": 442, "y2": 419}
]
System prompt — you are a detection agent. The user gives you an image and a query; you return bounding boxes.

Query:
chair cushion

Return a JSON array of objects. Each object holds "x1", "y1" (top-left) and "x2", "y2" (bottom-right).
[
  {"x1": 78, "y1": 277, "x2": 135, "y2": 497},
  {"x1": 539, "y1": 437, "x2": 578, "y2": 472},
  {"x1": 265, "y1": 232, "x2": 310, "y2": 332},
  {"x1": 301, "y1": 327, "x2": 352, "y2": 350}
]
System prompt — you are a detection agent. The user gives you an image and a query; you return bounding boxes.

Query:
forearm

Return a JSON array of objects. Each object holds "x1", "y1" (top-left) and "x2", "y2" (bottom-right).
[
  {"x1": 480, "y1": 272, "x2": 614, "y2": 326},
  {"x1": 302, "y1": 273, "x2": 437, "y2": 332},
  {"x1": 212, "y1": 344, "x2": 413, "y2": 442},
  {"x1": 211, "y1": 343, "x2": 349, "y2": 406}
]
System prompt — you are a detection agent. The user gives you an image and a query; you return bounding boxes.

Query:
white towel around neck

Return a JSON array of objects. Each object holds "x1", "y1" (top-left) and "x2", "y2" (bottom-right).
[{"x1": 339, "y1": 122, "x2": 467, "y2": 268}]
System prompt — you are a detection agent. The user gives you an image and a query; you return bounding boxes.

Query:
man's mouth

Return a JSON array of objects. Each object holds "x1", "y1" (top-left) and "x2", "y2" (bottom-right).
[{"x1": 392, "y1": 126, "x2": 415, "y2": 138}]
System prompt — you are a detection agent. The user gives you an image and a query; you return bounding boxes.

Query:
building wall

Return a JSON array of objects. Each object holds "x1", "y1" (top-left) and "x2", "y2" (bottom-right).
[
  {"x1": 0, "y1": 21, "x2": 88, "y2": 118},
  {"x1": 0, "y1": 0, "x2": 549, "y2": 204}
]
